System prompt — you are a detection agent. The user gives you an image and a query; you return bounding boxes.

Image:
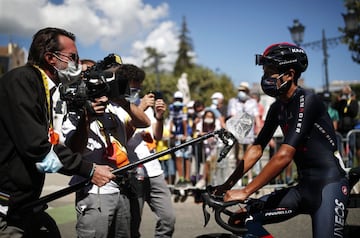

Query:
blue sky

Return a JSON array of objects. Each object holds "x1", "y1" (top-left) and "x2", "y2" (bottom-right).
[{"x1": 0, "y1": 0, "x2": 358, "y2": 91}]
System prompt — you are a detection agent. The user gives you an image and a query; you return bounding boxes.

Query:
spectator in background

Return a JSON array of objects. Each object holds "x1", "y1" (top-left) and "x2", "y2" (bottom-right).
[
  {"x1": 320, "y1": 91, "x2": 340, "y2": 131},
  {"x1": 157, "y1": 121, "x2": 174, "y2": 184},
  {"x1": 186, "y1": 100, "x2": 196, "y2": 135},
  {"x1": 334, "y1": 85, "x2": 358, "y2": 136},
  {"x1": 194, "y1": 109, "x2": 222, "y2": 188},
  {"x1": 334, "y1": 85, "x2": 359, "y2": 167},
  {"x1": 169, "y1": 91, "x2": 192, "y2": 187},
  {"x1": 191, "y1": 100, "x2": 206, "y2": 184},
  {"x1": 210, "y1": 92, "x2": 226, "y2": 128},
  {"x1": 227, "y1": 82, "x2": 261, "y2": 183},
  {"x1": 125, "y1": 65, "x2": 175, "y2": 238},
  {"x1": 193, "y1": 100, "x2": 206, "y2": 130}
]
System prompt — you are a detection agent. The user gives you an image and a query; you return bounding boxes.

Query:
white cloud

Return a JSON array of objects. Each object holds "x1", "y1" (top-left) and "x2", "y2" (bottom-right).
[
  {"x1": 0, "y1": 0, "x2": 178, "y2": 67},
  {"x1": 128, "y1": 21, "x2": 179, "y2": 71}
]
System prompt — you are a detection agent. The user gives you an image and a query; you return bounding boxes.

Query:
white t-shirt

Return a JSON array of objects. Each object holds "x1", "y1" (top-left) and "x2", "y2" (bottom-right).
[
  {"x1": 227, "y1": 97, "x2": 259, "y2": 144},
  {"x1": 62, "y1": 102, "x2": 128, "y2": 194},
  {"x1": 127, "y1": 107, "x2": 163, "y2": 177}
]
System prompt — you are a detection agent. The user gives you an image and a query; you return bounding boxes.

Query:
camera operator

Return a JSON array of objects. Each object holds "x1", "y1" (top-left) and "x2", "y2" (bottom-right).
[
  {"x1": 0, "y1": 27, "x2": 115, "y2": 237},
  {"x1": 62, "y1": 59, "x2": 150, "y2": 237},
  {"x1": 123, "y1": 64, "x2": 176, "y2": 238}
]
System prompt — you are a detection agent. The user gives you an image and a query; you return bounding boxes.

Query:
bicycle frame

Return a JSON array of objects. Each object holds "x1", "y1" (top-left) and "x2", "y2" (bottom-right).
[
  {"x1": 199, "y1": 166, "x2": 360, "y2": 238},
  {"x1": 201, "y1": 189, "x2": 294, "y2": 238}
]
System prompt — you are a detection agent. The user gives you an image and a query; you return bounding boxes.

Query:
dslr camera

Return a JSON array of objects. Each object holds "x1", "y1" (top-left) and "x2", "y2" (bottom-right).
[{"x1": 59, "y1": 53, "x2": 129, "y2": 108}]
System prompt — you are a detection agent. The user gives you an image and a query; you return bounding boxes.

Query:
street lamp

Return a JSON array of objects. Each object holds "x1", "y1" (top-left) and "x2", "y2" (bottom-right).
[
  {"x1": 288, "y1": 19, "x2": 343, "y2": 92},
  {"x1": 342, "y1": 8, "x2": 360, "y2": 63}
]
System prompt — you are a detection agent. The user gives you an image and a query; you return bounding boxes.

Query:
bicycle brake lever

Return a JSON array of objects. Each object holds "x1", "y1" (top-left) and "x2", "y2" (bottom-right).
[
  {"x1": 202, "y1": 201, "x2": 211, "y2": 227},
  {"x1": 216, "y1": 129, "x2": 237, "y2": 162}
]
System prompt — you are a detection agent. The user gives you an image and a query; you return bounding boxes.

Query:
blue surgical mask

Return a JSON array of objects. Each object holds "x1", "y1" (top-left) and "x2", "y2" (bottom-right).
[
  {"x1": 126, "y1": 88, "x2": 141, "y2": 104},
  {"x1": 212, "y1": 99, "x2": 218, "y2": 106}
]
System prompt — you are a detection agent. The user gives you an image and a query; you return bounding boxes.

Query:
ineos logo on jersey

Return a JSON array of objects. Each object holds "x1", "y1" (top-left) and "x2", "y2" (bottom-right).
[
  {"x1": 296, "y1": 95, "x2": 305, "y2": 133},
  {"x1": 334, "y1": 199, "x2": 345, "y2": 237}
]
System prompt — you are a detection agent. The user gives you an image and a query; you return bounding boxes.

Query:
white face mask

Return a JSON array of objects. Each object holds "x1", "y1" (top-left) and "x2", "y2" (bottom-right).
[
  {"x1": 204, "y1": 118, "x2": 214, "y2": 124},
  {"x1": 197, "y1": 110, "x2": 204, "y2": 118},
  {"x1": 54, "y1": 61, "x2": 82, "y2": 84},
  {"x1": 212, "y1": 99, "x2": 218, "y2": 106},
  {"x1": 237, "y1": 91, "x2": 248, "y2": 102}
]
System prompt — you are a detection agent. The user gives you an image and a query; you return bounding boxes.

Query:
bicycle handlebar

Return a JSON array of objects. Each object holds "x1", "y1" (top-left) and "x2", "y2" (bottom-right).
[{"x1": 201, "y1": 187, "x2": 252, "y2": 235}]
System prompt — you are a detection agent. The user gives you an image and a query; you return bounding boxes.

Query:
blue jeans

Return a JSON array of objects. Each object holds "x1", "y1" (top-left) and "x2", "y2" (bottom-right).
[{"x1": 160, "y1": 158, "x2": 175, "y2": 178}]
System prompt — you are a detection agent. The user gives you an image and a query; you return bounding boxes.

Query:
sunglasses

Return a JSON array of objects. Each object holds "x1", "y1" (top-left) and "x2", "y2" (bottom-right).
[
  {"x1": 255, "y1": 54, "x2": 274, "y2": 66},
  {"x1": 53, "y1": 51, "x2": 79, "y2": 63}
]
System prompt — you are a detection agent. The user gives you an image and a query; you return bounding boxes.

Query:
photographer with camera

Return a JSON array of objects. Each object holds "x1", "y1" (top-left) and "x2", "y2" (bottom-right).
[
  {"x1": 334, "y1": 85, "x2": 359, "y2": 167},
  {"x1": 123, "y1": 64, "x2": 176, "y2": 238},
  {"x1": 0, "y1": 27, "x2": 116, "y2": 237},
  {"x1": 62, "y1": 59, "x2": 151, "y2": 238}
]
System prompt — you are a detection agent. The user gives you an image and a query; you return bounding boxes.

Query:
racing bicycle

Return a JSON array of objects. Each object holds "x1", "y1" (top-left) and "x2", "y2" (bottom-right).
[{"x1": 196, "y1": 166, "x2": 360, "y2": 238}]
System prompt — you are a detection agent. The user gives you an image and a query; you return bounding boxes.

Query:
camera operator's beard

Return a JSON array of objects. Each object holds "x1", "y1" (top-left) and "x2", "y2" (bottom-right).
[{"x1": 54, "y1": 61, "x2": 82, "y2": 85}]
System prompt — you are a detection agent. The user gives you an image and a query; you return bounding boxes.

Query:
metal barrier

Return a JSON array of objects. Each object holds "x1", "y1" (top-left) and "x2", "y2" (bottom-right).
[{"x1": 337, "y1": 129, "x2": 360, "y2": 169}]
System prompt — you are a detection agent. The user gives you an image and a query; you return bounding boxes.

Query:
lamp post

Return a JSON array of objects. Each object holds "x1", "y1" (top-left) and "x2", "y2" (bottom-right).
[
  {"x1": 342, "y1": 6, "x2": 360, "y2": 63},
  {"x1": 288, "y1": 19, "x2": 343, "y2": 92}
]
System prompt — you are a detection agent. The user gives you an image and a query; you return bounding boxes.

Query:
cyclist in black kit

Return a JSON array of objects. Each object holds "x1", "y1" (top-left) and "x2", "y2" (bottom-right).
[{"x1": 215, "y1": 43, "x2": 349, "y2": 238}]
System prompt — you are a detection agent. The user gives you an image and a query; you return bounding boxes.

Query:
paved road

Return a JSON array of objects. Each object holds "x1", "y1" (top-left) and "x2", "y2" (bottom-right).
[{"x1": 43, "y1": 174, "x2": 360, "y2": 238}]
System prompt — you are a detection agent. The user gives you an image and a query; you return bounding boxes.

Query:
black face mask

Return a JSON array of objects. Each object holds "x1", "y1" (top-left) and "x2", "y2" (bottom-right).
[{"x1": 261, "y1": 73, "x2": 291, "y2": 97}]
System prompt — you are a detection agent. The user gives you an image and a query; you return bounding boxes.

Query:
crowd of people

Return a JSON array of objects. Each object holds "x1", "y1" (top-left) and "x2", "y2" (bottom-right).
[
  {"x1": 0, "y1": 26, "x2": 359, "y2": 238},
  {"x1": 158, "y1": 84, "x2": 360, "y2": 190}
]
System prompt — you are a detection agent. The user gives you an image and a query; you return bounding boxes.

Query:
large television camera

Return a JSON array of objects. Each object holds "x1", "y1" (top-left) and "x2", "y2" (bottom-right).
[{"x1": 59, "y1": 53, "x2": 129, "y2": 108}]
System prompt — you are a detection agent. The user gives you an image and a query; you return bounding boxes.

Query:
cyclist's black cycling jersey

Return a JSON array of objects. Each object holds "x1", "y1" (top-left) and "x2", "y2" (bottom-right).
[
  {"x1": 254, "y1": 87, "x2": 346, "y2": 181},
  {"x1": 252, "y1": 87, "x2": 349, "y2": 237}
]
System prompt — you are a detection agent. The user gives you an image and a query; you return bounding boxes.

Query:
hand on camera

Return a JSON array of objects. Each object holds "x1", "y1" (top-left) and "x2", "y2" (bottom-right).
[
  {"x1": 139, "y1": 93, "x2": 155, "y2": 111},
  {"x1": 90, "y1": 96, "x2": 108, "y2": 115},
  {"x1": 154, "y1": 98, "x2": 166, "y2": 119},
  {"x1": 90, "y1": 164, "x2": 116, "y2": 187}
]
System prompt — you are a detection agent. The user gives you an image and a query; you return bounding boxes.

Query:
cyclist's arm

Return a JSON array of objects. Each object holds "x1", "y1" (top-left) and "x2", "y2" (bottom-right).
[{"x1": 224, "y1": 144, "x2": 295, "y2": 202}]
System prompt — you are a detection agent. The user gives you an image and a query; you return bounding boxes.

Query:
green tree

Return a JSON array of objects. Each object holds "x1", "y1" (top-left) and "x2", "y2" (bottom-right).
[
  {"x1": 141, "y1": 16, "x2": 236, "y2": 108},
  {"x1": 142, "y1": 47, "x2": 166, "y2": 91},
  {"x1": 340, "y1": 0, "x2": 360, "y2": 63},
  {"x1": 185, "y1": 65, "x2": 236, "y2": 106},
  {"x1": 173, "y1": 16, "x2": 194, "y2": 77}
]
